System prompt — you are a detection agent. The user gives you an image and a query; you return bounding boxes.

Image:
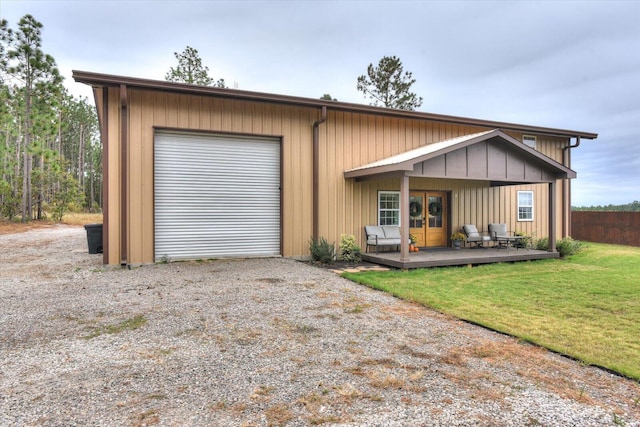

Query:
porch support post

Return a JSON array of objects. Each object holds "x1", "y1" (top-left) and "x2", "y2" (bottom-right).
[
  {"x1": 548, "y1": 180, "x2": 557, "y2": 253},
  {"x1": 400, "y1": 174, "x2": 410, "y2": 263}
]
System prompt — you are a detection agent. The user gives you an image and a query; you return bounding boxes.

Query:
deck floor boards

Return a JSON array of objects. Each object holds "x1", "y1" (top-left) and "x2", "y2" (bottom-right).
[{"x1": 361, "y1": 247, "x2": 558, "y2": 269}]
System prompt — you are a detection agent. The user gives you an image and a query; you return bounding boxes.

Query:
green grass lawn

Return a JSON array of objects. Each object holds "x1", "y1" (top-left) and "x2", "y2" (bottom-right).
[{"x1": 342, "y1": 243, "x2": 640, "y2": 380}]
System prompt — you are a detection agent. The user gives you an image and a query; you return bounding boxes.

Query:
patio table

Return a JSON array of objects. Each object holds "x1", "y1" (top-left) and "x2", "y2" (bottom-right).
[{"x1": 495, "y1": 236, "x2": 527, "y2": 251}]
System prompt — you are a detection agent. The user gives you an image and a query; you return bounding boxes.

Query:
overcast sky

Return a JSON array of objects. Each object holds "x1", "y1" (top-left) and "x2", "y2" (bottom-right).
[{"x1": 2, "y1": 0, "x2": 639, "y2": 206}]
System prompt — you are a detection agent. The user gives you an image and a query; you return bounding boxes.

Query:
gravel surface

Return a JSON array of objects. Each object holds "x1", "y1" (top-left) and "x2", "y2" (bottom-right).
[{"x1": 1, "y1": 225, "x2": 639, "y2": 426}]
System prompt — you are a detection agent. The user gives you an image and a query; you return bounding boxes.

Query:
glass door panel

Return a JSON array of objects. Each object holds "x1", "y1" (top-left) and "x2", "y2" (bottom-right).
[
  {"x1": 409, "y1": 192, "x2": 426, "y2": 247},
  {"x1": 426, "y1": 193, "x2": 447, "y2": 247},
  {"x1": 428, "y1": 196, "x2": 443, "y2": 228}
]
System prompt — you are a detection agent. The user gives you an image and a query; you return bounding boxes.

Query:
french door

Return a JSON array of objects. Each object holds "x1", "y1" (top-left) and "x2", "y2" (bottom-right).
[{"x1": 409, "y1": 191, "x2": 447, "y2": 247}]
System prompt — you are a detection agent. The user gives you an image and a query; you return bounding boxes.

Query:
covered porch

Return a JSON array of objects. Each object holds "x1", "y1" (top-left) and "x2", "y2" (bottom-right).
[
  {"x1": 344, "y1": 129, "x2": 576, "y2": 267},
  {"x1": 362, "y1": 246, "x2": 558, "y2": 269}
]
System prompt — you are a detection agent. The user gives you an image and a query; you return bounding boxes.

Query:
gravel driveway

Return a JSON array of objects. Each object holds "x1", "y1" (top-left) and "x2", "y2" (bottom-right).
[{"x1": 1, "y1": 225, "x2": 639, "y2": 426}]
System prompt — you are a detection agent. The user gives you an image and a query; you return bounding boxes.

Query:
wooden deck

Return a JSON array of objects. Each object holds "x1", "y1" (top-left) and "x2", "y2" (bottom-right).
[{"x1": 361, "y1": 246, "x2": 558, "y2": 269}]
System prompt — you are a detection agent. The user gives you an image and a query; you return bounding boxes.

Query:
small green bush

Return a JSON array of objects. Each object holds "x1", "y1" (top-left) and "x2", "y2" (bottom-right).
[
  {"x1": 535, "y1": 237, "x2": 549, "y2": 251},
  {"x1": 556, "y1": 237, "x2": 584, "y2": 258},
  {"x1": 533, "y1": 236, "x2": 583, "y2": 257},
  {"x1": 309, "y1": 236, "x2": 335, "y2": 264},
  {"x1": 339, "y1": 234, "x2": 362, "y2": 263}
]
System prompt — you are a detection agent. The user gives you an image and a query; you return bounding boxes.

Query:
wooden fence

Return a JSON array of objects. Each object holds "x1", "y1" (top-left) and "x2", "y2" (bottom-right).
[{"x1": 571, "y1": 211, "x2": 640, "y2": 247}]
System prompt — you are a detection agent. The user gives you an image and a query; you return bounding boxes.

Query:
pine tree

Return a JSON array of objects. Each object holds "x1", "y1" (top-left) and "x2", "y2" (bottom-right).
[
  {"x1": 165, "y1": 46, "x2": 226, "y2": 88},
  {"x1": 1, "y1": 14, "x2": 63, "y2": 221},
  {"x1": 357, "y1": 56, "x2": 423, "y2": 111}
]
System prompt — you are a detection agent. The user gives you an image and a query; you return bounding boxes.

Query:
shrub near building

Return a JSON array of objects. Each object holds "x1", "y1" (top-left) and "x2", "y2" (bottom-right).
[{"x1": 339, "y1": 234, "x2": 362, "y2": 263}]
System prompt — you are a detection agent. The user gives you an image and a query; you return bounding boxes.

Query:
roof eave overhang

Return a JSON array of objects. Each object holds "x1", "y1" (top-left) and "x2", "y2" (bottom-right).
[
  {"x1": 72, "y1": 70, "x2": 598, "y2": 140},
  {"x1": 344, "y1": 167, "x2": 412, "y2": 180}
]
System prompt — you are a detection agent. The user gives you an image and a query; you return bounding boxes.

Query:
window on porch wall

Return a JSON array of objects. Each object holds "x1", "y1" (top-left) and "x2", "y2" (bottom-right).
[
  {"x1": 518, "y1": 190, "x2": 534, "y2": 221},
  {"x1": 378, "y1": 191, "x2": 400, "y2": 226}
]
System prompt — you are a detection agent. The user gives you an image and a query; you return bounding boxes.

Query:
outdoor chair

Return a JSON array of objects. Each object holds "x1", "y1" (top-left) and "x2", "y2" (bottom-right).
[
  {"x1": 364, "y1": 225, "x2": 403, "y2": 253},
  {"x1": 462, "y1": 224, "x2": 491, "y2": 248},
  {"x1": 488, "y1": 223, "x2": 525, "y2": 250}
]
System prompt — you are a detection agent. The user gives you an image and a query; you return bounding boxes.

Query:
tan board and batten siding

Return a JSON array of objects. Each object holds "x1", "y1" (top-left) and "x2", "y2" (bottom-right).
[
  {"x1": 82, "y1": 74, "x2": 594, "y2": 265},
  {"x1": 104, "y1": 87, "x2": 316, "y2": 264}
]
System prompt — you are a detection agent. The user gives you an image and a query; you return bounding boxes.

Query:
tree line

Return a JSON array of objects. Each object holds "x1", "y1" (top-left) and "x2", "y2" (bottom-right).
[
  {"x1": 572, "y1": 201, "x2": 640, "y2": 212},
  {"x1": 0, "y1": 15, "x2": 423, "y2": 224},
  {"x1": 0, "y1": 14, "x2": 100, "y2": 222}
]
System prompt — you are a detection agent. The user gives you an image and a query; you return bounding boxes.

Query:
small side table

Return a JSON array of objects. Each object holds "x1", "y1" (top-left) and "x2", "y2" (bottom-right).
[{"x1": 495, "y1": 236, "x2": 527, "y2": 251}]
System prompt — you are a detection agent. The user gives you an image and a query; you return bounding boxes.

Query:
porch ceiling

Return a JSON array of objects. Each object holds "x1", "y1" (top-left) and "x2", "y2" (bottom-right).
[{"x1": 343, "y1": 129, "x2": 576, "y2": 185}]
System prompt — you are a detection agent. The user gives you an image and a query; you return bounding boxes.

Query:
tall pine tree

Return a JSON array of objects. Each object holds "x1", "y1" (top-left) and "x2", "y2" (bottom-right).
[
  {"x1": 1, "y1": 14, "x2": 63, "y2": 221},
  {"x1": 357, "y1": 56, "x2": 423, "y2": 111},
  {"x1": 165, "y1": 46, "x2": 226, "y2": 87}
]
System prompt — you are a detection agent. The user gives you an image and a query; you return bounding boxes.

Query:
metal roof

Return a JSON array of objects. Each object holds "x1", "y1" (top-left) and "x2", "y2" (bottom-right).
[{"x1": 72, "y1": 70, "x2": 598, "y2": 140}]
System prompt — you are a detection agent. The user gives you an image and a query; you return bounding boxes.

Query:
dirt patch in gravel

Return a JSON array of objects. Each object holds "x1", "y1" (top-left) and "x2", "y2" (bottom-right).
[
  {"x1": 0, "y1": 220, "x2": 57, "y2": 235},
  {"x1": 1, "y1": 225, "x2": 639, "y2": 426}
]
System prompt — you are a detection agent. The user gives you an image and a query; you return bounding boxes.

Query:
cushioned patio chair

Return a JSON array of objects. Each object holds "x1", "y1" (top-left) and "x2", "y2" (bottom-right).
[
  {"x1": 488, "y1": 223, "x2": 525, "y2": 250},
  {"x1": 462, "y1": 224, "x2": 491, "y2": 248},
  {"x1": 489, "y1": 223, "x2": 509, "y2": 248}
]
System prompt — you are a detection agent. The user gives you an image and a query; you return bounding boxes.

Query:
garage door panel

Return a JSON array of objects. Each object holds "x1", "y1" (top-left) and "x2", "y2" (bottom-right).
[{"x1": 154, "y1": 131, "x2": 281, "y2": 261}]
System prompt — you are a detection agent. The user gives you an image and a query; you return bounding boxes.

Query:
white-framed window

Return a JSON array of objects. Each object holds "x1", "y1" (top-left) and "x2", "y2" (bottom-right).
[
  {"x1": 378, "y1": 191, "x2": 400, "y2": 226},
  {"x1": 518, "y1": 190, "x2": 534, "y2": 221},
  {"x1": 523, "y1": 135, "x2": 536, "y2": 149}
]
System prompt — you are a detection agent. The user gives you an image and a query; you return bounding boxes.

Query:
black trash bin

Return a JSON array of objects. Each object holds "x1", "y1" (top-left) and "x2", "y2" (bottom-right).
[{"x1": 84, "y1": 223, "x2": 103, "y2": 254}]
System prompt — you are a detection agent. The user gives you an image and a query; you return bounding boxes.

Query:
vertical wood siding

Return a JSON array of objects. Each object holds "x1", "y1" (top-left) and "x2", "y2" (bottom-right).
[{"x1": 103, "y1": 87, "x2": 570, "y2": 264}]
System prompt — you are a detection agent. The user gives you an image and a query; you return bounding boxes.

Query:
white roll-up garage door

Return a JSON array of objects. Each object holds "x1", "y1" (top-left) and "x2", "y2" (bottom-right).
[{"x1": 154, "y1": 131, "x2": 281, "y2": 261}]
